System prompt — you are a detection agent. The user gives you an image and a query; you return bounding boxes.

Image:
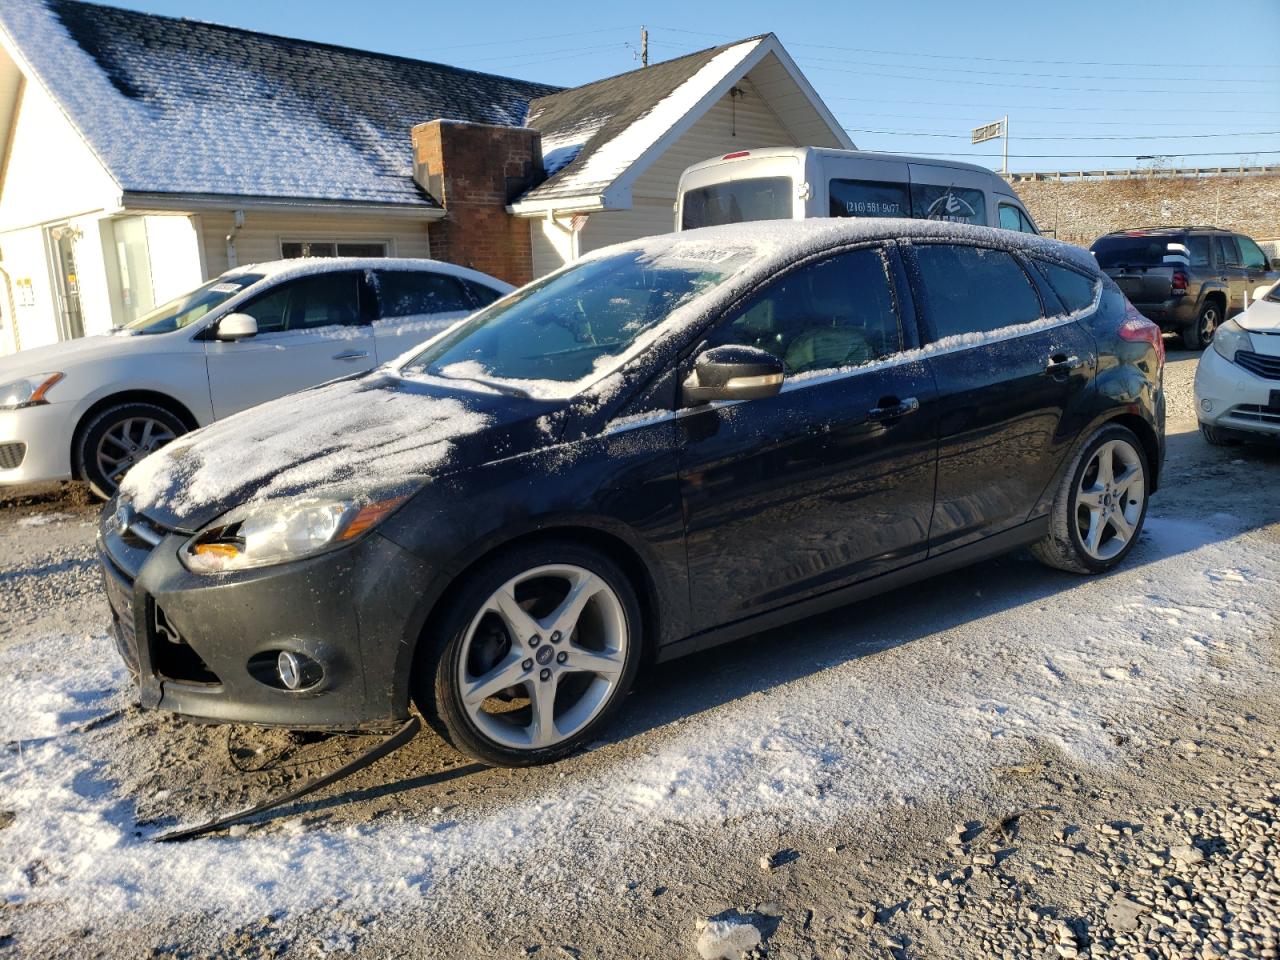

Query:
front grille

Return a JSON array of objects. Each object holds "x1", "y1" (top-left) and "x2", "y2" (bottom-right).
[
  {"x1": 101, "y1": 558, "x2": 139, "y2": 676},
  {"x1": 1227, "y1": 404, "x2": 1280, "y2": 425},
  {"x1": 1235, "y1": 350, "x2": 1280, "y2": 381},
  {"x1": 149, "y1": 600, "x2": 221, "y2": 686},
  {"x1": 0, "y1": 441, "x2": 25, "y2": 470}
]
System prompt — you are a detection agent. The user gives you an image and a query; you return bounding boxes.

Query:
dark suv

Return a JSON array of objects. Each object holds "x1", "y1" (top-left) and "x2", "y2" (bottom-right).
[{"x1": 1090, "y1": 226, "x2": 1278, "y2": 350}]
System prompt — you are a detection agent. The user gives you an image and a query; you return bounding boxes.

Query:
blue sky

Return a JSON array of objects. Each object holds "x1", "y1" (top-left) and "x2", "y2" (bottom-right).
[{"x1": 111, "y1": 0, "x2": 1280, "y2": 175}]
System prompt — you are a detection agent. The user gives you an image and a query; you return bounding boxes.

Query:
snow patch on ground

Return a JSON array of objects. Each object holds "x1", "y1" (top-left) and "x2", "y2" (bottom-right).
[{"x1": 0, "y1": 516, "x2": 1275, "y2": 936}]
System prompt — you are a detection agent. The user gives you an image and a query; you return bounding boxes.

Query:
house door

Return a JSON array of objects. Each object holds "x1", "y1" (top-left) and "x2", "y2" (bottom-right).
[{"x1": 50, "y1": 226, "x2": 85, "y2": 340}]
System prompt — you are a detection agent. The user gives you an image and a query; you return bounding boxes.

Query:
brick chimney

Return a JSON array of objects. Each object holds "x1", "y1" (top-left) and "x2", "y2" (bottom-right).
[{"x1": 411, "y1": 120, "x2": 543, "y2": 287}]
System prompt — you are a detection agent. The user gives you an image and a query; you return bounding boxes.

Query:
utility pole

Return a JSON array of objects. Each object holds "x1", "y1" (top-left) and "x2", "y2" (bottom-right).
[
  {"x1": 641, "y1": 26, "x2": 648, "y2": 67},
  {"x1": 1002, "y1": 114, "x2": 1009, "y2": 176}
]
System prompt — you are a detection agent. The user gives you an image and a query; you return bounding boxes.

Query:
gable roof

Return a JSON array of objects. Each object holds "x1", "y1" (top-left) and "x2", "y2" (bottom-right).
[
  {"x1": 0, "y1": 0, "x2": 559, "y2": 208},
  {"x1": 515, "y1": 34, "x2": 853, "y2": 212}
]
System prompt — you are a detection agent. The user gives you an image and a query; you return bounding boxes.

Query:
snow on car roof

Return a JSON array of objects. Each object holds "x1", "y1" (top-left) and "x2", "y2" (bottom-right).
[{"x1": 224, "y1": 258, "x2": 514, "y2": 291}]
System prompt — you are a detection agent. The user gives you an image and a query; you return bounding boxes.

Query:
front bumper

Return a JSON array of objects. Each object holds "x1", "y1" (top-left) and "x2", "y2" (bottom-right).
[
  {"x1": 1194, "y1": 346, "x2": 1280, "y2": 439},
  {"x1": 0, "y1": 402, "x2": 76, "y2": 485},
  {"x1": 97, "y1": 502, "x2": 436, "y2": 730}
]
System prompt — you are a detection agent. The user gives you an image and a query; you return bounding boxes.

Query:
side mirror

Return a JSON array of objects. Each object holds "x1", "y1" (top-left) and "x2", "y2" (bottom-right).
[
  {"x1": 215, "y1": 313, "x2": 258, "y2": 341},
  {"x1": 682, "y1": 345, "x2": 784, "y2": 406}
]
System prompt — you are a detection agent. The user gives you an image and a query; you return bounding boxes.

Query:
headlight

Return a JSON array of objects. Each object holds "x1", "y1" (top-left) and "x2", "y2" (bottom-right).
[
  {"x1": 0, "y1": 372, "x2": 63, "y2": 410},
  {"x1": 182, "y1": 490, "x2": 408, "y2": 574},
  {"x1": 1211, "y1": 319, "x2": 1256, "y2": 363}
]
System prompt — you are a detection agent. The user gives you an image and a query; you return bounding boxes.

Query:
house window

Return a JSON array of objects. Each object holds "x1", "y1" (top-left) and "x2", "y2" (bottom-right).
[
  {"x1": 280, "y1": 240, "x2": 389, "y2": 259},
  {"x1": 112, "y1": 216, "x2": 156, "y2": 325}
]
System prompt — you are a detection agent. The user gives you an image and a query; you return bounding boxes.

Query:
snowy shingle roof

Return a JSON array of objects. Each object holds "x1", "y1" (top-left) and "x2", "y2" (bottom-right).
[
  {"x1": 0, "y1": 0, "x2": 560, "y2": 206},
  {"x1": 520, "y1": 37, "x2": 767, "y2": 206}
]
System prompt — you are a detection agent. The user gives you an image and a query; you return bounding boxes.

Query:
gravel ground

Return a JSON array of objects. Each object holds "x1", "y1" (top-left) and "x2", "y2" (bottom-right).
[{"x1": 0, "y1": 350, "x2": 1277, "y2": 959}]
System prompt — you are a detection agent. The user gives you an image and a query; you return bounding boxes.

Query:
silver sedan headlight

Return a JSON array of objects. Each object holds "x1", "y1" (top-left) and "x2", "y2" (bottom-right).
[
  {"x1": 182, "y1": 489, "x2": 408, "y2": 574},
  {"x1": 1211, "y1": 319, "x2": 1256, "y2": 363},
  {"x1": 0, "y1": 372, "x2": 63, "y2": 410}
]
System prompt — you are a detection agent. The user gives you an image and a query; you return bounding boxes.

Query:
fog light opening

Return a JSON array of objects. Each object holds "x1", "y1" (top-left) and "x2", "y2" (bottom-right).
[
  {"x1": 1200, "y1": 399, "x2": 1214, "y2": 413},
  {"x1": 275, "y1": 650, "x2": 323, "y2": 691}
]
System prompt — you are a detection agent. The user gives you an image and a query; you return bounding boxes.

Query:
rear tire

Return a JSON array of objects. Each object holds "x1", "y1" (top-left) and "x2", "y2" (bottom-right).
[
  {"x1": 1199, "y1": 422, "x2": 1240, "y2": 447},
  {"x1": 1180, "y1": 300, "x2": 1220, "y2": 351},
  {"x1": 415, "y1": 540, "x2": 643, "y2": 767},
  {"x1": 75, "y1": 402, "x2": 187, "y2": 501},
  {"x1": 1032, "y1": 424, "x2": 1150, "y2": 575}
]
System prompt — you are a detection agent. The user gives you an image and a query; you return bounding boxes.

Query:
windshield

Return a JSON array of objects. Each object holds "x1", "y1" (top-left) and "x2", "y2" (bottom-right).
[
  {"x1": 124, "y1": 274, "x2": 263, "y2": 334},
  {"x1": 401, "y1": 247, "x2": 749, "y2": 395},
  {"x1": 1090, "y1": 236, "x2": 1180, "y2": 270},
  {"x1": 681, "y1": 177, "x2": 794, "y2": 229}
]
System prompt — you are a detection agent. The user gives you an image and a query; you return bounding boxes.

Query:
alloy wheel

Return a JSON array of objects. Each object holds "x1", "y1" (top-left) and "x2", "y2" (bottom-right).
[
  {"x1": 457, "y1": 564, "x2": 629, "y2": 751},
  {"x1": 95, "y1": 416, "x2": 176, "y2": 488},
  {"x1": 1074, "y1": 438, "x2": 1146, "y2": 561},
  {"x1": 1200, "y1": 306, "x2": 1218, "y2": 345}
]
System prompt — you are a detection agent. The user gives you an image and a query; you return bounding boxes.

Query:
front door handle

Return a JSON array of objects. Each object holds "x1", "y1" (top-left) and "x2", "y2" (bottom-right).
[
  {"x1": 1045, "y1": 354, "x2": 1083, "y2": 376},
  {"x1": 332, "y1": 350, "x2": 370, "y2": 362},
  {"x1": 866, "y1": 396, "x2": 920, "y2": 421}
]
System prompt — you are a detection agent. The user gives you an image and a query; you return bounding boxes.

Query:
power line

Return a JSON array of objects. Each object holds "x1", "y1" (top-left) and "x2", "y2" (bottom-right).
[
  {"x1": 844, "y1": 128, "x2": 1280, "y2": 141},
  {"x1": 825, "y1": 94, "x2": 1280, "y2": 116},
  {"x1": 840, "y1": 111, "x2": 1278, "y2": 128},
  {"x1": 861, "y1": 149, "x2": 1280, "y2": 160},
  {"x1": 412, "y1": 25, "x2": 637, "y2": 54},
  {"x1": 644, "y1": 24, "x2": 1280, "y2": 70},
  {"x1": 461, "y1": 41, "x2": 627, "y2": 65},
  {"x1": 796, "y1": 59, "x2": 1276, "y2": 97}
]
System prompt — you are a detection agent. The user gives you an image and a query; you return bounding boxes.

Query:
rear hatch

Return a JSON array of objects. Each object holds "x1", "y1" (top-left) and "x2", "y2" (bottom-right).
[{"x1": 1090, "y1": 234, "x2": 1187, "y2": 303}]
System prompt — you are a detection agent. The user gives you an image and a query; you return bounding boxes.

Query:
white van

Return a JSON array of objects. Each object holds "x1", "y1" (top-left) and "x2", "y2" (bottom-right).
[{"x1": 676, "y1": 147, "x2": 1040, "y2": 235}]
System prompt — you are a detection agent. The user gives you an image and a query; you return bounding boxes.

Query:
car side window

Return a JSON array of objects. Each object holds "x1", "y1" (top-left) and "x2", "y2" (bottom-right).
[
  {"x1": 1187, "y1": 235, "x2": 1211, "y2": 267},
  {"x1": 913, "y1": 244, "x2": 1042, "y2": 341},
  {"x1": 1237, "y1": 236, "x2": 1268, "y2": 270},
  {"x1": 374, "y1": 270, "x2": 471, "y2": 319},
  {"x1": 462, "y1": 279, "x2": 504, "y2": 308},
  {"x1": 1032, "y1": 259, "x2": 1098, "y2": 314},
  {"x1": 1215, "y1": 235, "x2": 1241, "y2": 268},
  {"x1": 999, "y1": 203, "x2": 1037, "y2": 234},
  {"x1": 702, "y1": 248, "x2": 903, "y2": 376},
  {"x1": 238, "y1": 273, "x2": 362, "y2": 333}
]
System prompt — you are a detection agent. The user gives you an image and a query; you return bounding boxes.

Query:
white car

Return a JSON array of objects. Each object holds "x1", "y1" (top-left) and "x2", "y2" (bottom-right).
[
  {"x1": 1195, "y1": 279, "x2": 1280, "y2": 445},
  {"x1": 0, "y1": 258, "x2": 512, "y2": 497}
]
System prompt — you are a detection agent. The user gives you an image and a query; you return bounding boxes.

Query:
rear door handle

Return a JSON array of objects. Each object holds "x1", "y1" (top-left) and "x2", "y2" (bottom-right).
[
  {"x1": 332, "y1": 350, "x2": 370, "y2": 362},
  {"x1": 1045, "y1": 354, "x2": 1083, "y2": 375},
  {"x1": 866, "y1": 397, "x2": 920, "y2": 421}
]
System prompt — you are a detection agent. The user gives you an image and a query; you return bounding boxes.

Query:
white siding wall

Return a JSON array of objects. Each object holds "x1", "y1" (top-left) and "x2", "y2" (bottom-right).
[
  {"x1": 198, "y1": 211, "x2": 433, "y2": 278},
  {"x1": 570, "y1": 78, "x2": 797, "y2": 264},
  {"x1": 0, "y1": 70, "x2": 121, "y2": 352},
  {"x1": 531, "y1": 216, "x2": 576, "y2": 277}
]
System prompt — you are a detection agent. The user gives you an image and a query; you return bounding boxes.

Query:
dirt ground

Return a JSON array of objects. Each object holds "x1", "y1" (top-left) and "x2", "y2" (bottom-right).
[{"x1": 0, "y1": 350, "x2": 1276, "y2": 959}]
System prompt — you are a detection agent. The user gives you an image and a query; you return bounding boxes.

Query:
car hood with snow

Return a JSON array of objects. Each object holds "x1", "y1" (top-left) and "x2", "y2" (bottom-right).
[
  {"x1": 119, "y1": 371, "x2": 559, "y2": 531},
  {"x1": 0, "y1": 328, "x2": 180, "y2": 382},
  {"x1": 1238, "y1": 295, "x2": 1280, "y2": 336}
]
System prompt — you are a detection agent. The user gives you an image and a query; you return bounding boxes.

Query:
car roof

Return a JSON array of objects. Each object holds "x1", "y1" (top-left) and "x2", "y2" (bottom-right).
[
  {"x1": 1097, "y1": 226, "x2": 1228, "y2": 238},
  {"x1": 223, "y1": 257, "x2": 513, "y2": 289},
  {"x1": 681, "y1": 146, "x2": 999, "y2": 180},
  {"x1": 593, "y1": 218, "x2": 1100, "y2": 278}
]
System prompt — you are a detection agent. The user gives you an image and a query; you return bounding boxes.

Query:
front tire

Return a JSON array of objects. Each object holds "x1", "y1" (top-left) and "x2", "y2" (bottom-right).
[
  {"x1": 1181, "y1": 300, "x2": 1220, "y2": 351},
  {"x1": 75, "y1": 402, "x2": 187, "y2": 500},
  {"x1": 417, "y1": 541, "x2": 643, "y2": 767},
  {"x1": 1032, "y1": 424, "x2": 1150, "y2": 575}
]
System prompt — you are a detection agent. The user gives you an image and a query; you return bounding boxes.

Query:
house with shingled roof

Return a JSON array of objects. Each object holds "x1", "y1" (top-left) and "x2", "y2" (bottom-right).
[{"x1": 0, "y1": 0, "x2": 849, "y2": 354}]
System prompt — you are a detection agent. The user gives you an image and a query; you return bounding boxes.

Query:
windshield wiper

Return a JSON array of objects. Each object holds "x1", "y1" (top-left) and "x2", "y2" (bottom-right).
[{"x1": 435, "y1": 372, "x2": 532, "y2": 399}]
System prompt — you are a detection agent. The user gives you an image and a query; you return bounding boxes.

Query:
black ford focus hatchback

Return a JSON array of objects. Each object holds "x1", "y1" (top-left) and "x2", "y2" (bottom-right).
[{"x1": 100, "y1": 220, "x2": 1165, "y2": 766}]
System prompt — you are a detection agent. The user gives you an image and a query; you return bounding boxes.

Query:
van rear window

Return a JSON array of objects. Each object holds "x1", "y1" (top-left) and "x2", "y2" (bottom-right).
[
  {"x1": 829, "y1": 179, "x2": 910, "y2": 218},
  {"x1": 681, "y1": 177, "x2": 793, "y2": 229}
]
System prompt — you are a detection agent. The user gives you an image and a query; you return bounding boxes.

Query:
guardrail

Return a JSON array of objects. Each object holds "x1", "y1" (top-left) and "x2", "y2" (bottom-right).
[{"x1": 1004, "y1": 165, "x2": 1280, "y2": 183}]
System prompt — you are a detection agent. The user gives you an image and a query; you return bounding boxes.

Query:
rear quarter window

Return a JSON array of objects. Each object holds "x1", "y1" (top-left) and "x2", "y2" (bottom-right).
[
  {"x1": 912, "y1": 244, "x2": 1042, "y2": 340},
  {"x1": 1032, "y1": 259, "x2": 1099, "y2": 314}
]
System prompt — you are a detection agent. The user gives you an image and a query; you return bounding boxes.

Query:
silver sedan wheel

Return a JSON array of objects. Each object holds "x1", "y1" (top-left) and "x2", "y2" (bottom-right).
[
  {"x1": 96, "y1": 416, "x2": 176, "y2": 487},
  {"x1": 1075, "y1": 438, "x2": 1145, "y2": 561},
  {"x1": 458, "y1": 564, "x2": 629, "y2": 751}
]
